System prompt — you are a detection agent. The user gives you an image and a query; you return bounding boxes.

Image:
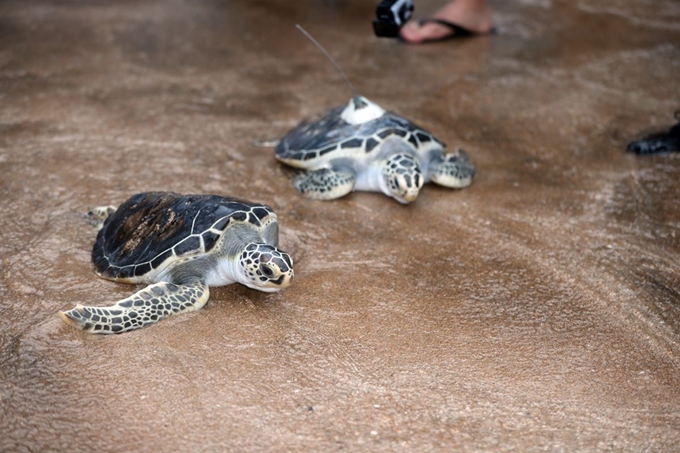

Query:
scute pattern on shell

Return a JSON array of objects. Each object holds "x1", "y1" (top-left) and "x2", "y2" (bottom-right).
[
  {"x1": 92, "y1": 192, "x2": 276, "y2": 280},
  {"x1": 275, "y1": 105, "x2": 445, "y2": 163}
]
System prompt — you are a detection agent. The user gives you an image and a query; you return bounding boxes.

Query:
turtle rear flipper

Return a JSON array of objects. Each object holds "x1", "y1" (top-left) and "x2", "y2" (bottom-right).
[
  {"x1": 252, "y1": 138, "x2": 281, "y2": 147},
  {"x1": 86, "y1": 205, "x2": 116, "y2": 230},
  {"x1": 293, "y1": 166, "x2": 356, "y2": 200},
  {"x1": 428, "y1": 148, "x2": 475, "y2": 189},
  {"x1": 59, "y1": 281, "x2": 209, "y2": 334}
]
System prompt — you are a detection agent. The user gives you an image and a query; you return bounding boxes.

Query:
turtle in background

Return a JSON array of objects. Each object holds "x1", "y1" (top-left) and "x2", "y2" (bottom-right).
[
  {"x1": 268, "y1": 25, "x2": 475, "y2": 204},
  {"x1": 60, "y1": 192, "x2": 294, "y2": 334},
  {"x1": 627, "y1": 110, "x2": 680, "y2": 155},
  {"x1": 275, "y1": 95, "x2": 475, "y2": 203}
]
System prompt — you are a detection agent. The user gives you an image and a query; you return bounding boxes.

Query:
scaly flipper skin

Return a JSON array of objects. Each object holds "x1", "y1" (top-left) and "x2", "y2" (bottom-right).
[
  {"x1": 59, "y1": 281, "x2": 209, "y2": 334},
  {"x1": 293, "y1": 167, "x2": 357, "y2": 200},
  {"x1": 429, "y1": 148, "x2": 476, "y2": 188}
]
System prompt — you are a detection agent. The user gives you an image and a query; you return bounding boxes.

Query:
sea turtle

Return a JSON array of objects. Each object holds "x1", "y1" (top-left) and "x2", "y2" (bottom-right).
[
  {"x1": 274, "y1": 95, "x2": 475, "y2": 204},
  {"x1": 60, "y1": 192, "x2": 294, "y2": 334}
]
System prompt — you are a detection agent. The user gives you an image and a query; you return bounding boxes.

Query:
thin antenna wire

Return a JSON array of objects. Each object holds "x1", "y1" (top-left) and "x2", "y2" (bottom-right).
[{"x1": 295, "y1": 24, "x2": 359, "y2": 100}]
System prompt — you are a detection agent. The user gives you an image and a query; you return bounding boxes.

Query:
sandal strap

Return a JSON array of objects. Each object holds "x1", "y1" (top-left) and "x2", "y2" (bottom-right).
[{"x1": 418, "y1": 18, "x2": 475, "y2": 36}]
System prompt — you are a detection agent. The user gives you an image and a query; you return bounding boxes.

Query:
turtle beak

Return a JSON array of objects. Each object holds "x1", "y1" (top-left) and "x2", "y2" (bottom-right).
[
  {"x1": 400, "y1": 188, "x2": 420, "y2": 203},
  {"x1": 392, "y1": 187, "x2": 420, "y2": 204},
  {"x1": 273, "y1": 270, "x2": 294, "y2": 288}
]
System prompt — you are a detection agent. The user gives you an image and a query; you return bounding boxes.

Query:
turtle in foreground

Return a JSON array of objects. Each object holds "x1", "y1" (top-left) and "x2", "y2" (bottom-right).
[
  {"x1": 60, "y1": 192, "x2": 294, "y2": 334},
  {"x1": 275, "y1": 95, "x2": 475, "y2": 204}
]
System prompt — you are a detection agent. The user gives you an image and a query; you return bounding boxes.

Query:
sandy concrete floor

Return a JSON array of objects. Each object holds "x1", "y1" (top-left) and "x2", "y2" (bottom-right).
[{"x1": 1, "y1": 0, "x2": 679, "y2": 451}]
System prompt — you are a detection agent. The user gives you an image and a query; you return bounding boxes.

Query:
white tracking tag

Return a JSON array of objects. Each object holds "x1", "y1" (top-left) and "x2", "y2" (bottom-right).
[{"x1": 340, "y1": 96, "x2": 386, "y2": 125}]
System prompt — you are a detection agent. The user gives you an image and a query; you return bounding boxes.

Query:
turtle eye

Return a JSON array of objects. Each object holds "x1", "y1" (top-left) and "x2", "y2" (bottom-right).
[{"x1": 260, "y1": 264, "x2": 275, "y2": 277}]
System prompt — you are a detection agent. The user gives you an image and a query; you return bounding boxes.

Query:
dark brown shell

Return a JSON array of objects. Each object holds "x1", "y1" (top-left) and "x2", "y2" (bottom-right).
[{"x1": 92, "y1": 192, "x2": 275, "y2": 280}]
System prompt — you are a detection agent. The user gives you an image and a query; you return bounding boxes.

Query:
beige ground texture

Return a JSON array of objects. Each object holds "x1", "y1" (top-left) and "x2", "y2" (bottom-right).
[{"x1": 1, "y1": 0, "x2": 679, "y2": 451}]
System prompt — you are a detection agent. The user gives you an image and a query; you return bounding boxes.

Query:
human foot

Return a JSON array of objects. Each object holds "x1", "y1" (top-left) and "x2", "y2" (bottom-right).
[{"x1": 400, "y1": 0, "x2": 493, "y2": 43}]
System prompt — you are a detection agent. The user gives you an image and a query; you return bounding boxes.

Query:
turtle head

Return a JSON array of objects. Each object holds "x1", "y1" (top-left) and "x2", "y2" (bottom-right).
[
  {"x1": 381, "y1": 153, "x2": 424, "y2": 204},
  {"x1": 238, "y1": 243, "x2": 294, "y2": 292}
]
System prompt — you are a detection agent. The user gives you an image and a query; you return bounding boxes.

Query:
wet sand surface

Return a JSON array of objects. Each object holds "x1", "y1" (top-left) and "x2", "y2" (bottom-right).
[{"x1": 1, "y1": 0, "x2": 679, "y2": 451}]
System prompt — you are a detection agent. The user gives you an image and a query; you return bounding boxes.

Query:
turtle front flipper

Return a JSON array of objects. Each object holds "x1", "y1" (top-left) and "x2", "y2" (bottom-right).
[
  {"x1": 293, "y1": 166, "x2": 356, "y2": 200},
  {"x1": 428, "y1": 148, "x2": 475, "y2": 189},
  {"x1": 60, "y1": 281, "x2": 209, "y2": 334}
]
